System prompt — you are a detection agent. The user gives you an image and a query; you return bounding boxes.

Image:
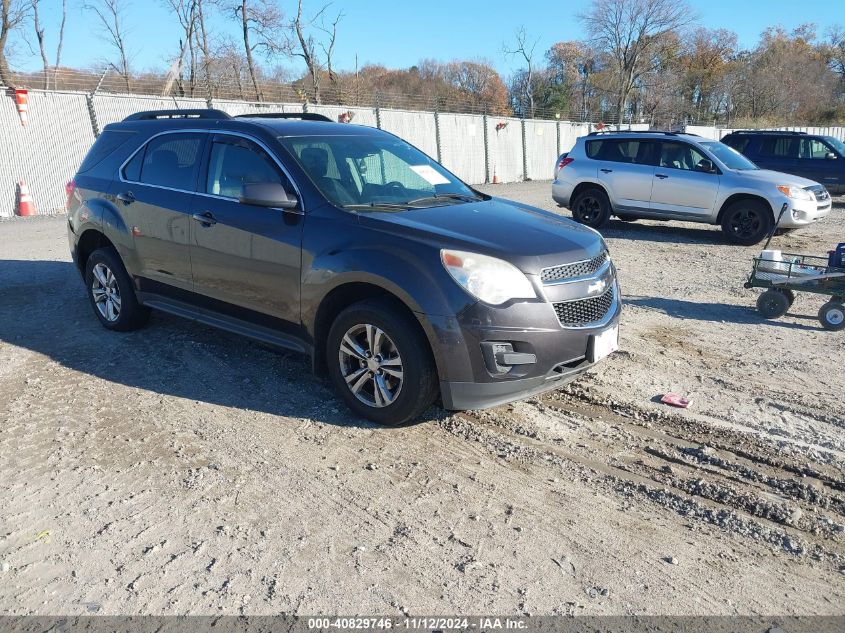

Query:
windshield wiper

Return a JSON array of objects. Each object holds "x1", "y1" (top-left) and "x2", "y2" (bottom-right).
[
  {"x1": 342, "y1": 202, "x2": 411, "y2": 210},
  {"x1": 404, "y1": 193, "x2": 483, "y2": 206}
]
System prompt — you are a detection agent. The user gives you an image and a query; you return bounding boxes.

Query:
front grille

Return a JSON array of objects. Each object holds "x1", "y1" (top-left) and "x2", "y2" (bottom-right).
[
  {"x1": 553, "y1": 287, "x2": 615, "y2": 327},
  {"x1": 806, "y1": 185, "x2": 830, "y2": 202},
  {"x1": 541, "y1": 251, "x2": 609, "y2": 283}
]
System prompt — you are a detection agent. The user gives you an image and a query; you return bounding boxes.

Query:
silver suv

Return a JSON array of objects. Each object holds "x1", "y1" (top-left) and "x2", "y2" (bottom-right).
[{"x1": 552, "y1": 131, "x2": 832, "y2": 245}]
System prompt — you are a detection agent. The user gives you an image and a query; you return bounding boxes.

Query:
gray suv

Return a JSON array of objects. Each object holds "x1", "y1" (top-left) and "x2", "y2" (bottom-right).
[
  {"x1": 68, "y1": 109, "x2": 620, "y2": 425},
  {"x1": 552, "y1": 131, "x2": 831, "y2": 245}
]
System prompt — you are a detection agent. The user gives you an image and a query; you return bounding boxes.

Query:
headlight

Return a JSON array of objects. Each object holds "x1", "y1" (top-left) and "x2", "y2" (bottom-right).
[
  {"x1": 441, "y1": 249, "x2": 536, "y2": 305},
  {"x1": 777, "y1": 185, "x2": 813, "y2": 201}
]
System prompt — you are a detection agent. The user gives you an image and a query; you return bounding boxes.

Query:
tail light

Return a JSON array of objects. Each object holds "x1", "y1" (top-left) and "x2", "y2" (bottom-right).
[
  {"x1": 557, "y1": 156, "x2": 574, "y2": 170},
  {"x1": 65, "y1": 180, "x2": 77, "y2": 210}
]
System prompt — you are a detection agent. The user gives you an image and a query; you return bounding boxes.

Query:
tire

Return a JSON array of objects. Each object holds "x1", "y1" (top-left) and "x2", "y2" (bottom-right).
[
  {"x1": 326, "y1": 297, "x2": 438, "y2": 425},
  {"x1": 84, "y1": 247, "x2": 150, "y2": 332},
  {"x1": 756, "y1": 289, "x2": 790, "y2": 319},
  {"x1": 570, "y1": 187, "x2": 611, "y2": 228},
  {"x1": 781, "y1": 288, "x2": 796, "y2": 306},
  {"x1": 818, "y1": 302, "x2": 845, "y2": 331},
  {"x1": 721, "y1": 200, "x2": 773, "y2": 246}
]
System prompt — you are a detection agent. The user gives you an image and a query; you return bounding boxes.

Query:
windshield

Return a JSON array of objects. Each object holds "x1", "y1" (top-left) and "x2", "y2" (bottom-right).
[
  {"x1": 824, "y1": 136, "x2": 845, "y2": 155},
  {"x1": 279, "y1": 134, "x2": 481, "y2": 209},
  {"x1": 699, "y1": 141, "x2": 759, "y2": 170}
]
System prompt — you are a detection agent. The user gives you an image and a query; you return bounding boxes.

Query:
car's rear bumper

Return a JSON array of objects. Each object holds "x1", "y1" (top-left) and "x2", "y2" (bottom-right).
[
  {"x1": 552, "y1": 179, "x2": 574, "y2": 207},
  {"x1": 426, "y1": 285, "x2": 621, "y2": 411}
]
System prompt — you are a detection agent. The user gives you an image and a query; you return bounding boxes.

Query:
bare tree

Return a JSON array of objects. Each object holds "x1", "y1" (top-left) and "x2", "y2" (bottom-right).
[
  {"x1": 162, "y1": 0, "x2": 198, "y2": 96},
  {"x1": 580, "y1": 0, "x2": 694, "y2": 128},
  {"x1": 503, "y1": 26, "x2": 539, "y2": 117},
  {"x1": 287, "y1": 0, "x2": 342, "y2": 104},
  {"x1": 0, "y1": 0, "x2": 28, "y2": 87},
  {"x1": 85, "y1": 0, "x2": 133, "y2": 91},
  {"x1": 31, "y1": 0, "x2": 67, "y2": 89},
  {"x1": 232, "y1": 0, "x2": 283, "y2": 101}
]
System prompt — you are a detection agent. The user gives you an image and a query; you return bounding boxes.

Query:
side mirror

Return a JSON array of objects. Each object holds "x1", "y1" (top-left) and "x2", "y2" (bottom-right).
[
  {"x1": 696, "y1": 159, "x2": 716, "y2": 174},
  {"x1": 826, "y1": 152, "x2": 837, "y2": 160},
  {"x1": 240, "y1": 182, "x2": 298, "y2": 209}
]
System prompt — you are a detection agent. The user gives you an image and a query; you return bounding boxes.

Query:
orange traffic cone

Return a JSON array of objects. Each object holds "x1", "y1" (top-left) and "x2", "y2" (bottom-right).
[
  {"x1": 492, "y1": 167, "x2": 499, "y2": 184},
  {"x1": 16, "y1": 181, "x2": 38, "y2": 216},
  {"x1": 14, "y1": 89, "x2": 28, "y2": 127}
]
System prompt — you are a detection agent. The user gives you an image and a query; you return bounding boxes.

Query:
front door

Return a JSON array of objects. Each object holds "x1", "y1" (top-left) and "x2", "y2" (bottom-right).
[
  {"x1": 795, "y1": 137, "x2": 844, "y2": 192},
  {"x1": 117, "y1": 131, "x2": 207, "y2": 292},
  {"x1": 189, "y1": 133, "x2": 303, "y2": 331},
  {"x1": 650, "y1": 141, "x2": 720, "y2": 218}
]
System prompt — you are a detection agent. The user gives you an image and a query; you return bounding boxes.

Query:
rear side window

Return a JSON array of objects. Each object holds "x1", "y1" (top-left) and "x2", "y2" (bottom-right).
[
  {"x1": 585, "y1": 140, "x2": 604, "y2": 159},
  {"x1": 206, "y1": 137, "x2": 291, "y2": 198},
  {"x1": 78, "y1": 130, "x2": 135, "y2": 173},
  {"x1": 596, "y1": 139, "x2": 655, "y2": 165},
  {"x1": 723, "y1": 135, "x2": 750, "y2": 153},
  {"x1": 130, "y1": 133, "x2": 205, "y2": 191},
  {"x1": 759, "y1": 137, "x2": 799, "y2": 158}
]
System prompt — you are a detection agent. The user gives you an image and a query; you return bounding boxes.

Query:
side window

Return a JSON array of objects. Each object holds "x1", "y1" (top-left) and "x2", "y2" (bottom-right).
[
  {"x1": 759, "y1": 137, "x2": 798, "y2": 158},
  {"x1": 723, "y1": 136, "x2": 750, "y2": 153},
  {"x1": 658, "y1": 142, "x2": 710, "y2": 172},
  {"x1": 122, "y1": 147, "x2": 144, "y2": 182},
  {"x1": 799, "y1": 138, "x2": 833, "y2": 159},
  {"x1": 596, "y1": 140, "x2": 654, "y2": 165},
  {"x1": 134, "y1": 133, "x2": 204, "y2": 190},
  {"x1": 585, "y1": 140, "x2": 604, "y2": 159},
  {"x1": 206, "y1": 137, "x2": 291, "y2": 198}
]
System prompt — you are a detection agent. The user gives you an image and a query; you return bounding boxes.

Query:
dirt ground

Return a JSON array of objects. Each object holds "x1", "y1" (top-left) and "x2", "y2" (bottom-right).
[{"x1": 0, "y1": 182, "x2": 843, "y2": 616}]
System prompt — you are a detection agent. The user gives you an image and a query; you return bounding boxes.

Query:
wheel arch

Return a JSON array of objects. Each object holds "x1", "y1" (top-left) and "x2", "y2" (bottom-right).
[
  {"x1": 717, "y1": 193, "x2": 775, "y2": 225},
  {"x1": 75, "y1": 229, "x2": 117, "y2": 274},
  {"x1": 570, "y1": 181, "x2": 610, "y2": 207},
  {"x1": 311, "y1": 281, "x2": 439, "y2": 383}
]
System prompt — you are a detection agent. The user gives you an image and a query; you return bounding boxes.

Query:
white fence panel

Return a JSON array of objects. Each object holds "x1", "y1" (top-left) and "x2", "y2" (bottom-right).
[
  {"x1": 438, "y1": 113, "x2": 486, "y2": 184},
  {"x1": 379, "y1": 108, "x2": 438, "y2": 159},
  {"x1": 214, "y1": 100, "x2": 292, "y2": 117},
  {"x1": 308, "y1": 104, "x2": 377, "y2": 128},
  {"x1": 487, "y1": 117, "x2": 524, "y2": 183},
  {"x1": 524, "y1": 119, "x2": 559, "y2": 181},
  {"x1": 0, "y1": 90, "x2": 94, "y2": 217}
]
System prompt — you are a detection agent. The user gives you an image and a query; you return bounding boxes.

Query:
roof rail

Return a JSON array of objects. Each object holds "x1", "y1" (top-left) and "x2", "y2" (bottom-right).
[
  {"x1": 587, "y1": 130, "x2": 698, "y2": 137},
  {"x1": 123, "y1": 109, "x2": 231, "y2": 121},
  {"x1": 729, "y1": 130, "x2": 807, "y2": 135},
  {"x1": 235, "y1": 112, "x2": 333, "y2": 122}
]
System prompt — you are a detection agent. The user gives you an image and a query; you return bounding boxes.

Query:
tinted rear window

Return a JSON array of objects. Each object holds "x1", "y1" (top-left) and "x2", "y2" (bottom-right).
[
  {"x1": 590, "y1": 139, "x2": 655, "y2": 164},
  {"x1": 78, "y1": 130, "x2": 135, "y2": 173},
  {"x1": 722, "y1": 135, "x2": 751, "y2": 153},
  {"x1": 759, "y1": 137, "x2": 799, "y2": 158},
  {"x1": 135, "y1": 133, "x2": 204, "y2": 191}
]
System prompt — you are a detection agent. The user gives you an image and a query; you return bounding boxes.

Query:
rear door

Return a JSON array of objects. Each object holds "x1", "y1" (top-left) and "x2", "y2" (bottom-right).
[
  {"x1": 649, "y1": 141, "x2": 720, "y2": 218},
  {"x1": 117, "y1": 131, "x2": 206, "y2": 292},
  {"x1": 590, "y1": 138, "x2": 657, "y2": 213},
  {"x1": 189, "y1": 133, "x2": 303, "y2": 329},
  {"x1": 753, "y1": 135, "x2": 801, "y2": 175}
]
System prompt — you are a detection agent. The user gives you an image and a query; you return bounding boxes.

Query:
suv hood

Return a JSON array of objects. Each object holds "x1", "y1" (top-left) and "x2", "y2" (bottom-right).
[
  {"x1": 357, "y1": 197, "x2": 605, "y2": 274},
  {"x1": 732, "y1": 168, "x2": 823, "y2": 189}
]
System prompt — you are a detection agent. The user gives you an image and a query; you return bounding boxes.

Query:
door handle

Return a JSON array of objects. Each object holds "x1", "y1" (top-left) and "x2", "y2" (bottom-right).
[
  {"x1": 116, "y1": 191, "x2": 135, "y2": 204},
  {"x1": 655, "y1": 174, "x2": 669, "y2": 179},
  {"x1": 600, "y1": 168, "x2": 613, "y2": 173},
  {"x1": 191, "y1": 211, "x2": 217, "y2": 226}
]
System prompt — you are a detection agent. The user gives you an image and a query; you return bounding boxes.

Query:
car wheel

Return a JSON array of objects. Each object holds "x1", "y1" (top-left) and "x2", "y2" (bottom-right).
[
  {"x1": 818, "y1": 302, "x2": 845, "y2": 331},
  {"x1": 721, "y1": 200, "x2": 773, "y2": 246},
  {"x1": 84, "y1": 247, "x2": 150, "y2": 331},
  {"x1": 756, "y1": 289, "x2": 790, "y2": 319},
  {"x1": 570, "y1": 188, "x2": 610, "y2": 228},
  {"x1": 327, "y1": 298, "x2": 438, "y2": 425}
]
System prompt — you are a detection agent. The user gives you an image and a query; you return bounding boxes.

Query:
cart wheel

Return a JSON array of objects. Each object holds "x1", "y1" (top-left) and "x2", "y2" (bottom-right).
[
  {"x1": 782, "y1": 289, "x2": 796, "y2": 306},
  {"x1": 818, "y1": 302, "x2": 845, "y2": 331},
  {"x1": 757, "y1": 289, "x2": 790, "y2": 319}
]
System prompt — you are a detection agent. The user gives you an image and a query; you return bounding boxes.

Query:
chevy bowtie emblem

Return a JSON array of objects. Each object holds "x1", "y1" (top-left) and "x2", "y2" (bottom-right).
[{"x1": 587, "y1": 279, "x2": 606, "y2": 295}]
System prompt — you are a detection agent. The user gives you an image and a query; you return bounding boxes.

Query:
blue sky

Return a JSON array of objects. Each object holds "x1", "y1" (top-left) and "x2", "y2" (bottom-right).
[{"x1": 14, "y1": 0, "x2": 845, "y2": 77}]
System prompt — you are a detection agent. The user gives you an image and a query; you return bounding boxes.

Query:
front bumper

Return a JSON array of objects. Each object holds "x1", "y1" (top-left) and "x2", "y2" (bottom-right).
[
  {"x1": 776, "y1": 195, "x2": 832, "y2": 228},
  {"x1": 429, "y1": 283, "x2": 621, "y2": 411}
]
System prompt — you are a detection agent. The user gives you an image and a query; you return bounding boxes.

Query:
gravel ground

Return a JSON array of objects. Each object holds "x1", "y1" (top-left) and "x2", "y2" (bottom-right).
[{"x1": 0, "y1": 183, "x2": 843, "y2": 616}]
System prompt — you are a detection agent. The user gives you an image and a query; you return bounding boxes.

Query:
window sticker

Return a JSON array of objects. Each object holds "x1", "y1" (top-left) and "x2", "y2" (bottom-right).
[{"x1": 410, "y1": 165, "x2": 450, "y2": 185}]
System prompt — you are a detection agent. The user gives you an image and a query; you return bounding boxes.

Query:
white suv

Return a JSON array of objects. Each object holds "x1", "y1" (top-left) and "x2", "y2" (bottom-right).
[{"x1": 552, "y1": 131, "x2": 831, "y2": 245}]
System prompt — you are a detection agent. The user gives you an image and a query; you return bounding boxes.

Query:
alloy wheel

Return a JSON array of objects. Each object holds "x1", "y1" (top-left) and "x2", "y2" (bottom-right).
[
  {"x1": 91, "y1": 262, "x2": 121, "y2": 322},
  {"x1": 729, "y1": 208, "x2": 761, "y2": 239},
  {"x1": 338, "y1": 323, "x2": 403, "y2": 408},
  {"x1": 575, "y1": 196, "x2": 600, "y2": 223}
]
